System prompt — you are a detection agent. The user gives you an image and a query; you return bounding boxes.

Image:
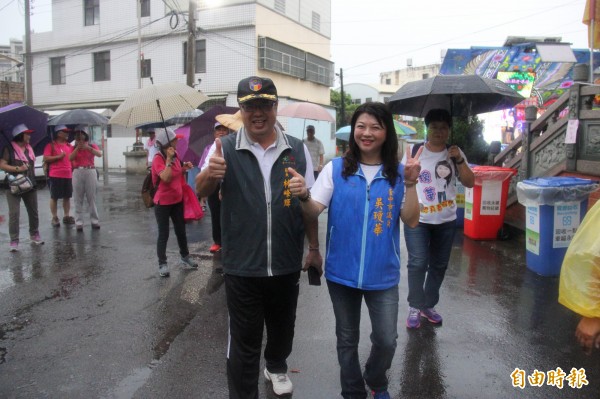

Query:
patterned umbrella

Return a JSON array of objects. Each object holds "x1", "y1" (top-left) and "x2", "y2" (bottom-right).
[
  {"x1": 166, "y1": 109, "x2": 204, "y2": 125},
  {"x1": 110, "y1": 82, "x2": 209, "y2": 128},
  {"x1": 394, "y1": 120, "x2": 416, "y2": 136}
]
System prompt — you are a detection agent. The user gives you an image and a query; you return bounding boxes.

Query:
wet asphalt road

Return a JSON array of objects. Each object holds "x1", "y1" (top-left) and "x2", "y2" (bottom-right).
[{"x1": 0, "y1": 172, "x2": 598, "y2": 399}]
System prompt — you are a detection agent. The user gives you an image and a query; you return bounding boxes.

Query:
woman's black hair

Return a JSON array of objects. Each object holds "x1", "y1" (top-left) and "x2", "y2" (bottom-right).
[
  {"x1": 343, "y1": 102, "x2": 399, "y2": 186},
  {"x1": 12, "y1": 133, "x2": 25, "y2": 143}
]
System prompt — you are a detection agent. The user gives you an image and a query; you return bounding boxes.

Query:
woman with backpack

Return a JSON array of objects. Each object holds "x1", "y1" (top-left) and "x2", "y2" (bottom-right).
[
  {"x1": 0, "y1": 124, "x2": 44, "y2": 251},
  {"x1": 151, "y1": 128, "x2": 198, "y2": 277}
]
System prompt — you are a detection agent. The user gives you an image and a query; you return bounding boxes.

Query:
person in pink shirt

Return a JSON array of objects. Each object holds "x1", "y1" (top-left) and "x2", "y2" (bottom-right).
[
  {"x1": 0, "y1": 124, "x2": 44, "y2": 251},
  {"x1": 151, "y1": 127, "x2": 198, "y2": 277},
  {"x1": 69, "y1": 125, "x2": 102, "y2": 231},
  {"x1": 43, "y1": 125, "x2": 75, "y2": 228}
]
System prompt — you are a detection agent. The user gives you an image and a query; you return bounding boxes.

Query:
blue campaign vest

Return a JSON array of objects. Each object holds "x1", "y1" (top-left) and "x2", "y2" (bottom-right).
[{"x1": 325, "y1": 158, "x2": 405, "y2": 290}]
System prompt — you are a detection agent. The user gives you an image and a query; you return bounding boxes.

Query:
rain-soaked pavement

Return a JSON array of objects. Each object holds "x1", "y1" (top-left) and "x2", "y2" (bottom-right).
[{"x1": 0, "y1": 171, "x2": 598, "y2": 399}]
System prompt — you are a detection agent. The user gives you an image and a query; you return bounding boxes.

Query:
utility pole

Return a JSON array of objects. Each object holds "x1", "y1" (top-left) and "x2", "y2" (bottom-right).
[
  {"x1": 24, "y1": 0, "x2": 33, "y2": 105},
  {"x1": 339, "y1": 68, "x2": 345, "y2": 126},
  {"x1": 186, "y1": 0, "x2": 197, "y2": 88},
  {"x1": 137, "y1": 0, "x2": 142, "y2": 89}
]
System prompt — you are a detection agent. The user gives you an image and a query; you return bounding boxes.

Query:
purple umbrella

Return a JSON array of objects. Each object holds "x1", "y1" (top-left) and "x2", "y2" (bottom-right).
[
  {"x1": 174, "y1": 124, "x2": 200, "y2": 164},
  {"x1": 189, "y1": 105, "x2": 238, "y2": 157},
  {"x1": 0, "y1": 103, "x2": 49, "y2": 156}
]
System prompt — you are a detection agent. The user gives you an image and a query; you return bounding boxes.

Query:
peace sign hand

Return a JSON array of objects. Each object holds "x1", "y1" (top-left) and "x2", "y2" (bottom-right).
[{"x1": 404, "y1": 145, "x2": 422, "y2": 183}]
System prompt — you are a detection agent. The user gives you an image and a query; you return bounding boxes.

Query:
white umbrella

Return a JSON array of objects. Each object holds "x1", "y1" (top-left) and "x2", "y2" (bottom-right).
[{"x1": 110, "y1": 82, "x2": 209, "y2": 128}]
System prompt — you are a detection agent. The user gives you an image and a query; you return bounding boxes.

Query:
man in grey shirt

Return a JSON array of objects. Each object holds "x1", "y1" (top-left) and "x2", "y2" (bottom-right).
[{"x1": 303, "y1": 124, "x2": 324, "y2": 180}]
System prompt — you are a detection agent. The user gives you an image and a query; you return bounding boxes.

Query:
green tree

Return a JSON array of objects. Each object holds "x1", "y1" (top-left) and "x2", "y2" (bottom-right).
[
  {"x1": 451, "y1": 116, "x2": 489, "y2": 165},
  {"x1": 330, "y1": 89, "x2": 359, "y2": 127}
]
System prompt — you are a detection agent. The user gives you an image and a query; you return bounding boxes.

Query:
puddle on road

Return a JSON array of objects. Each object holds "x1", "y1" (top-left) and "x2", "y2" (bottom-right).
[{"x1": 107, "y1": 366, "x2": 153, "y2": 399}]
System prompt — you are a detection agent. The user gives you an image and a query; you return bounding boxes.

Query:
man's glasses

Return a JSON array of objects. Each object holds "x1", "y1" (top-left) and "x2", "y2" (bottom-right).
[{"x1": 240, "y1": 101, "x2": 276, "y2": 113}]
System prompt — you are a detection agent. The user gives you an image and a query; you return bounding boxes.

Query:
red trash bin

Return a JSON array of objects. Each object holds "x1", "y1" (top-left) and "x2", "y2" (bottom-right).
[{"x1": 464, "y1": 166, "x2": 517, "y2": 240}]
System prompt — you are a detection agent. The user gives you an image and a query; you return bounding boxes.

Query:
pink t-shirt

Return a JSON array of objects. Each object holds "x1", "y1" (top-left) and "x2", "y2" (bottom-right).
[
  {"x1": 43, "y1": 142, "x2": 74, "y2": 178},
  {"x1": 71, "y1": 143, "x2": 99, "y2": 168},
  {"x1": 152, "y1": 153, "x2": 184, "y2": 205}
]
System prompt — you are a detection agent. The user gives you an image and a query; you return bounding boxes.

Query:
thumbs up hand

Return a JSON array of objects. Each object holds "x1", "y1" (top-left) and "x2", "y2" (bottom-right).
[
  {"x1": 208, "y1": 138, "x2": 226, "y2": 180},
  {"x1": 288, "y1": 167, "x2": 308, "y2": 199}
]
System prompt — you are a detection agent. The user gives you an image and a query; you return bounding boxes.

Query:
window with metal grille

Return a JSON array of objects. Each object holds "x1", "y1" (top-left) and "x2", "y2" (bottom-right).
[
  {"x1": 141, "y1": 59, "x2": 151, "y2": 78},
  {"x1": 306, "y1": 52, "x2": 334, "y2": 86},
  {"x1": 258, "y1": 37, "x2": 305, "y2": 79},
  {"x1": 84, "y1": 0, "x2": 99, "y2": 26},
  {"x1": 141, "y1": 0, "x2": 150, "y2": 17},
  {"x1": 258, "y1": 37, "x2": 334, "y2": 87},
  {"x1": 50, "y1": 56, "x2": 66, "y2": 85},
  {"x1": 274, "y1": 0, "x2": 285, "y2": 13},
  {"x1": 182, "y1": 40, "x2": 206, "y2": 73},
  {"x1": 93, "y1": 51, "x2": 110, "y2": 81},
  {"x1": 312, "y1": 11, "x2": 320, "y2": 32}
]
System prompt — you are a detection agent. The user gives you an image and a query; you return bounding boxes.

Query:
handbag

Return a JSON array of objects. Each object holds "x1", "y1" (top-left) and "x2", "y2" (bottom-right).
[
  {"x1": 182, "y1": 183, "x2": 204, "y2": 222},
  {"x1": 9, "y1": 174, "x2": 34, "y2": 195}
]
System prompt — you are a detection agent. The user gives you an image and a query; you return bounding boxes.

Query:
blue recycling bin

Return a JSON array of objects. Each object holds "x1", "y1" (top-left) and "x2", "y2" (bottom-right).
[{"x1": 517, "y1": 177, "x2": 599, "y2": 276}]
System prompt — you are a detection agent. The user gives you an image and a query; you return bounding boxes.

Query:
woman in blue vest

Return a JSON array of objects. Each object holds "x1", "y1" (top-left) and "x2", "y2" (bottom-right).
[{"x1": 288, "y1": 102, "x2": 421, "y2": 399}]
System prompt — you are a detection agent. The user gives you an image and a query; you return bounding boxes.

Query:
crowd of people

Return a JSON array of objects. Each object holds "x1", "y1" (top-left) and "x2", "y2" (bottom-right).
[
  {"x1": 191, "y1": 76, "x2": 478, "y2": 399},
  {"x1": 0, "y1": 123, "x2": 103, "y2": 252},
  {"x1": 3, "y1": 74, "x2": 593, "y2": 399}
]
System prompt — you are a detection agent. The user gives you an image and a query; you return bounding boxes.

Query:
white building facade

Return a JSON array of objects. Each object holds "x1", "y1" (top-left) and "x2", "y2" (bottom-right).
[
  {"x1": 0, "y1": 39, "x2": 24, "y2": 83},
  {"x1": 379, "y1": 63, "x2": 441, "y2": 87},
  {"x1": 29, "y1": 0, "x2": 336, "y2": 167},
  {"x1": 340, "y1": 83, "x2": 401, "y2": 105}
]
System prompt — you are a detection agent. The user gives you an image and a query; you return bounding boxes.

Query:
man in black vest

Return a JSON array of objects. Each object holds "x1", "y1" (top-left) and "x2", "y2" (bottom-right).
[{"x1": 196, "y1": 76, "x2": 322, "y2": 399}]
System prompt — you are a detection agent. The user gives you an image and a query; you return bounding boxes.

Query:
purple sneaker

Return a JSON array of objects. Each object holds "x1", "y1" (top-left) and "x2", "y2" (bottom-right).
[
  {"x1": 421, "y1": 307, "x2": 443, "y2": 324},
  {"x1": 406, "y1": 307, "x2": 421, "y2": 329},
  {"x1": 9, "y1": 241, "x2": 19, "y2": 252},
  {"x1": 30, "y1": 233, "x2": 44, "y2": 245},
  {"x1": 372, "y1": 390, "x2": 390, "y2": 399}
]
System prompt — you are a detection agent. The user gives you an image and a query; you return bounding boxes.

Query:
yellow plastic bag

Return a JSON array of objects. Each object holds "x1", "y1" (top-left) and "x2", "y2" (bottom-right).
[{"x1": 559, "y1": 201, "x2": 600, "y2": 318}]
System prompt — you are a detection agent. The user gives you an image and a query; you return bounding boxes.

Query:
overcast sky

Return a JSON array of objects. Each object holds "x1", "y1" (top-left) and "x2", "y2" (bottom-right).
[{"x1": 0, "y1": 0, "x2": 590, "y2": 85}]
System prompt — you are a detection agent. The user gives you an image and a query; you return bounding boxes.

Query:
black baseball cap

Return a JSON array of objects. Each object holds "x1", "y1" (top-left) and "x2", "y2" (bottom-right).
[{"x1": 237, "y1": 76, "x2": 278, "y2": 104}]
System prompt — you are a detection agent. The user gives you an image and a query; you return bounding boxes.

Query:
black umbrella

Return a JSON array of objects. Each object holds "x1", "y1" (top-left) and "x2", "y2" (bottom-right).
[
  {"x1": 388, "y1": 75, "x2": 524, "y2": 118},
  {"x1": 47, "y1": 109, "x2": 109, "y2": 126}
]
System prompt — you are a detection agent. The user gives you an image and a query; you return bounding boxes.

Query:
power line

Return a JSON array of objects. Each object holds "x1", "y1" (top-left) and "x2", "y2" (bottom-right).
[
  {"x1": 0, "y1": 0, "x2": 17, "y2": 12},
  {"x1": 343, "y1": 1, "x2": 583, "y2": 71}
]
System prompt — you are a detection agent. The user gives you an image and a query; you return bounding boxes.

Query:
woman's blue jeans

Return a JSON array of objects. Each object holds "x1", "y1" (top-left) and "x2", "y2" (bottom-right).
[
  {"x1": 327, "y1": 280, "x2": 399, "y2": 399},
  {"x1": 404, "y1": 220, "x2": 456, "y2": 310}
]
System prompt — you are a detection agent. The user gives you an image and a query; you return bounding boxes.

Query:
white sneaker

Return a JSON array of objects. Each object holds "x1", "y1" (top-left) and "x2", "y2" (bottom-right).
[{"x1": 264, "y1": 368, "x2": 293, "y2": 395}]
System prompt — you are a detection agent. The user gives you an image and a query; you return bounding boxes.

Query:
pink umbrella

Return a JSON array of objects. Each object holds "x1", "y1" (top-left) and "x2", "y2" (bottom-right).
[
  {"x1": 277, "y1": 102, "x2": 335, "y2": 123},
  {"x1": 175, "y1": 123, "x2": 199, "y2": 164},
  {"x1": 277, "y1": 102, "x2": 334, "y2": 140}
]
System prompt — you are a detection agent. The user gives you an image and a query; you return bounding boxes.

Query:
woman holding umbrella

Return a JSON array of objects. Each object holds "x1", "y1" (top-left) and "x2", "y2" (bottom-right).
[
  {"x1": 152, "y1": 127, "x2": 198, "y2": 277},
  {"x1": 69, "y1": 125, "x2": 102, "y2": 230},
  {"x1": 0, "y1": 124, "x2": 44, "y2": 251}
]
